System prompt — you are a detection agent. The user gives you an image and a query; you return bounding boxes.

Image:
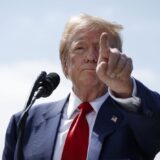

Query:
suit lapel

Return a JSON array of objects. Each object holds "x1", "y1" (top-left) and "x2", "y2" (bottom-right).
[
  {"x1": 34, "y1": 97, "x2": 69, "y2": 127},
  {"x1": 24, "y1": 96, "x2": 69, "y2": 159},
  {"x1": 88, "y1": 96, "x2": 123, "y2": 160},
  {"x1": 41, "y1": 96, "x2": 69, "y2": 158}
]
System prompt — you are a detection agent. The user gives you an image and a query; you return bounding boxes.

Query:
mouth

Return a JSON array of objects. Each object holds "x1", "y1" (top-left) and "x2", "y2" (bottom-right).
[
  {"x1": 82, "y1": 68, "x2": 96, "y2": 72},
  {"x1": 82, "y1": 65, "x2": 96, "y2": 70},
  {"x1": 81, "y1": 64, "x2": 97, "y2": 72}
]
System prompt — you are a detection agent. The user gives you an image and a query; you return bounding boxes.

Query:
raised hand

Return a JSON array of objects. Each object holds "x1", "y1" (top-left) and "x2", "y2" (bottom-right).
[{"x1": 96, "y1": 32, "x2": 133, "y2": 98}]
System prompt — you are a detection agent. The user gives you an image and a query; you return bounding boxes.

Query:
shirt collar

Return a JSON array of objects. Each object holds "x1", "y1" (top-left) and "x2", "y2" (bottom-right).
[
  {"x1": 90, "y1": 92, "x2": 109, "y2": 113},
  {"x1": 66, "y1": 90, "x2": 109, "y2": 119}
]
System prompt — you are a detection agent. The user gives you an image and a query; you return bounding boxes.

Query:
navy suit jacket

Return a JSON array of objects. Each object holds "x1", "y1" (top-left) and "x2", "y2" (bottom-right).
[{"x1": 2, "y1": 80, "x2": 160, "y2": 160}]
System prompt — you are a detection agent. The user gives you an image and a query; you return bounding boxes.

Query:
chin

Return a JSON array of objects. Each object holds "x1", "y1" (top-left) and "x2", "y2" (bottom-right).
[{"x1": 81, "y1": 76, "x2": 101, "y2": 86}]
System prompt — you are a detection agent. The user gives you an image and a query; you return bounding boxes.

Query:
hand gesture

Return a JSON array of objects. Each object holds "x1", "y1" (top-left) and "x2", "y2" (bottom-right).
[{"x1": 96, "y1": 32, "x2": 133, "y2": 98}]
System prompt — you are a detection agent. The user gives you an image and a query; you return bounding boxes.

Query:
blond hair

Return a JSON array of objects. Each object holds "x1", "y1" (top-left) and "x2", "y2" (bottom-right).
[{"x1": 59, "y1": 13, "x2": 123, "y2": 76}]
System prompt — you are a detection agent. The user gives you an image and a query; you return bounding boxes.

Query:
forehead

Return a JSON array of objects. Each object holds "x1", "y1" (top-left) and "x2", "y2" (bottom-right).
[{"x1": 69, "y1": 28, "x2": 105, "y2": 44}]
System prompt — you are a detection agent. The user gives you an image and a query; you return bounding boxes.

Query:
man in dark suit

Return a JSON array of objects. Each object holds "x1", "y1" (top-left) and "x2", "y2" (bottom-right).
[{"x1": 3, "y1": 13, "x2": 160, "y2": 160}]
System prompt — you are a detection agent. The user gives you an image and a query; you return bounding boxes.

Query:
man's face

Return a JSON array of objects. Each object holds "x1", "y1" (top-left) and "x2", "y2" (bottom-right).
[{"x1": 65, "y1": 28, "x2": 106, "y2": 90}]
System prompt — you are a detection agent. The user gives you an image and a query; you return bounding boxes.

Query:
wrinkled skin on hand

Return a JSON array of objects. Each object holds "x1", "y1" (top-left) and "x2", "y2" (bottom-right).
[{"x1": 96, "y1": 32, "x2": 133, "y2": 98}]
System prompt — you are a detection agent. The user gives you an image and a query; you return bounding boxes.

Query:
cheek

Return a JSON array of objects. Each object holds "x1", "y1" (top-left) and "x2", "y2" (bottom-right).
[
  {"x1": 65, "y1": 56, "x2": 79, "y2": 76},
  {"x1": 65, "y1": 51, "x2": 85, "y2": 74},
  {"x1": 69, "y1": 54, "x2": 83, "y2": 68}
]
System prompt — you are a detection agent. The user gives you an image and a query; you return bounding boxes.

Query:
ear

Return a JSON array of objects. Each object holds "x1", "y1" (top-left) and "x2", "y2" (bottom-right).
[{"x1": 63, "y1": 59, "x2": 68, "y2": 77}]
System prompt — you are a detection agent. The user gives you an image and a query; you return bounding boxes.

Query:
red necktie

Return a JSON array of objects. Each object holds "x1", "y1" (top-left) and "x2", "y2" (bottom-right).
[{"x1": 61, "y1": 102, "x2": 93, "y2": 160}]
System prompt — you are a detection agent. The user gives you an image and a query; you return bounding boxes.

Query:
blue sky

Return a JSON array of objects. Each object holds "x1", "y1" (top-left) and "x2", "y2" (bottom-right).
[{"x1": 0, "y1": 0, "x2": 160, "y2": 158}]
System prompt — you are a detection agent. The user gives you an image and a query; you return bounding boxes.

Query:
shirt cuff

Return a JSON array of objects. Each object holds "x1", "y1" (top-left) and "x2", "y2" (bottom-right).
[{"x1": 108, "y1": 77, "x2": 141, "y2": 112}]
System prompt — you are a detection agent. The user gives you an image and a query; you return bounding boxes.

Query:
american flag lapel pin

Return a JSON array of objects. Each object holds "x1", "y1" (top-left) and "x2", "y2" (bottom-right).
[{"x1": 111, "y1": 115, "x2": 118, "y2": 123}]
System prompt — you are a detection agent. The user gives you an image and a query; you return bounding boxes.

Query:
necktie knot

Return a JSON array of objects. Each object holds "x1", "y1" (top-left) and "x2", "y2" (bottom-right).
[{"x1": 79, "y1": 102, "x2": 93, "y2": 115}]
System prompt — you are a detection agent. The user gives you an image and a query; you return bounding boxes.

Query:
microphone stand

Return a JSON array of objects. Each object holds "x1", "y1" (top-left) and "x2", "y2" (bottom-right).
[{"x1": 14, "y1": 71, "x2": 46, "y2": 160}]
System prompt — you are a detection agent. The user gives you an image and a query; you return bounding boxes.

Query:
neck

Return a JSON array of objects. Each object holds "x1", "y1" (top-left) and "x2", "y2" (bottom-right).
[{"x1": 73, "y1": 84, "x2": 107, "y2": 102}]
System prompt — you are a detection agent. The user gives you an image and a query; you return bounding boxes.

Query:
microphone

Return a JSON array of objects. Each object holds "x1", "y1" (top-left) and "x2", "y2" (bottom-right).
[
  {"x1": 34, "y1": 72, "x2": 60, "y2": 99},
  {"x1": 15, "y1": 72, "x2": 60, "y2": 160}
]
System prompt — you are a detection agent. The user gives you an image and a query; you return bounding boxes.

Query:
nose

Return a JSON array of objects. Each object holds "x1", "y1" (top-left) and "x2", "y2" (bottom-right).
[{"x1": 85, "y1": 46, "x2": 98, "y2": 63}]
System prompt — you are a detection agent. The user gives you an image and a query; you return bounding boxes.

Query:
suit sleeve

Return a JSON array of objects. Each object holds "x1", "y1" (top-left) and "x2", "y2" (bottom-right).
[
  {"x1": 126, "y1": 80, "x2": 160, "y2": 159},
  {"x1": 2, "y1": 114, "x2": 19, "y2": 160}
]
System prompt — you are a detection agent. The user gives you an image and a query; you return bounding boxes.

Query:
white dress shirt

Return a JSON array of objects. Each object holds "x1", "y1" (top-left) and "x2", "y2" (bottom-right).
[{"x1": 53, "y1": 79, "x2": 141, "y2": 160}]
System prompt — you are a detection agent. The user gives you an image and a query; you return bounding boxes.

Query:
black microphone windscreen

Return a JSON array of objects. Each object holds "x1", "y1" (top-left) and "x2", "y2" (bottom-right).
[
  {"x1": 41, "y1": 72, "x2": 60, "y2": 97},
  {"x1": 46, "y1": 73, "x2": 60, "y2": 89}
]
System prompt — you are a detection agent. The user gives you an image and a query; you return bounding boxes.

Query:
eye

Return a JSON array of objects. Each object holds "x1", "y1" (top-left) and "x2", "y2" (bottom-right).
[
  {"x1": 71, "y1": 41, "x2": 87, "y2": 53},
  {"x1": 75, "y1": 46, "x2": 85, "y2": 50},
  {"x1": 73, "y1": 46, "x2": 86, "y2": 53}
]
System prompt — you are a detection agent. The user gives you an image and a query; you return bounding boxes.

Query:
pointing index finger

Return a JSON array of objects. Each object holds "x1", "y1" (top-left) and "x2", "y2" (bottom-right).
[{"x1": 99, "y1": 32, "x2": 110, "y2": 59}]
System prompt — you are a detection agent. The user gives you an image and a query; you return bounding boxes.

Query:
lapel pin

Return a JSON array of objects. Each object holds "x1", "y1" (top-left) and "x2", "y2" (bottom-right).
[{"x1": 111, "y1": 115, "x2": 118, "y2": 123}]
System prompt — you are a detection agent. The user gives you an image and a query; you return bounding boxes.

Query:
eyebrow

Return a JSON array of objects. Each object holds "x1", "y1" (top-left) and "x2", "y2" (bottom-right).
[
  {"x1": 73, "y1": 38, "x2": 100, "y2": 44},
  {"x1": 74, "y1": 40, "x2": 86, "y2": 44}
]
